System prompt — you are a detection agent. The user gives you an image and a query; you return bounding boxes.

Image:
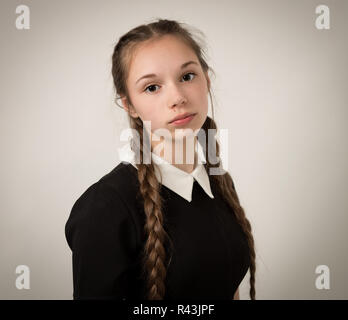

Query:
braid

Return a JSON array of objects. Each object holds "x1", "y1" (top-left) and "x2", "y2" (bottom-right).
[
  {"x1": 202, "y1": 116, "x2": 257, "y2": 300},
  {"x1": 131, "y1": 117, "x2": 172, "y2": 300}
]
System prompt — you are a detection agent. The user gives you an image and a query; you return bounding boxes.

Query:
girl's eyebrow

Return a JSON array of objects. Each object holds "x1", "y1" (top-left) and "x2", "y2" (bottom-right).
[{"x1": 135, "y1": 60, "x2": 199, "y2": 85}]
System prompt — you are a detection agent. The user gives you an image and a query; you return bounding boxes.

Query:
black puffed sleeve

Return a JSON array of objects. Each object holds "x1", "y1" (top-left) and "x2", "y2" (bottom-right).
[{"x1": 65, "y1": 181, "x2": 138, "y2": 300}]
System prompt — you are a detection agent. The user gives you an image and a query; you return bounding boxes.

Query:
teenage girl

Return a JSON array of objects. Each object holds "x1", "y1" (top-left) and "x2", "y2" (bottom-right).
[{"x1": 65, "y1": 18, "x2": 256, "y2": 300}]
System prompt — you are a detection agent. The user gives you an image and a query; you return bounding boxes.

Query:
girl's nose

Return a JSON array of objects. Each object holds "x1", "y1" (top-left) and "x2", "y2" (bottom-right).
[
  {"x1": 172, "y1": 96, "x2": 187, "y2": 107},
  {"x1": 168, "y1": 83, "x2": 187, "y2": 108}
]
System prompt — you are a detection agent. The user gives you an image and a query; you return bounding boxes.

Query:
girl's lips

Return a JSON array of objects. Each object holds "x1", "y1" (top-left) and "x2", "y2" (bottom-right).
[{"x1": 169, "y1": 113, "x2": 196, "y2": 125}]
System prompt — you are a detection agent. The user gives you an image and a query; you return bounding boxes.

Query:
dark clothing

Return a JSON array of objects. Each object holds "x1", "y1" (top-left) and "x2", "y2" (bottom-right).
[{"x1": 65, "y1": 162, "x2": 250, "y2": 300}]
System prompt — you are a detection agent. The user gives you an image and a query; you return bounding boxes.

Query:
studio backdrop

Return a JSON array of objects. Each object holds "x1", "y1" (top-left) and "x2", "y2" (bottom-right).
[{"x1": 0, "y1": 0, "x2": 347, "y2": 299}]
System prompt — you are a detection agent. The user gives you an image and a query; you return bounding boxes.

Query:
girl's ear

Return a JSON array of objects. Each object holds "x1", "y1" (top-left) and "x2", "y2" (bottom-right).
[{"x1": 120, "y1": 96, "x2": 139, "y2": 118}]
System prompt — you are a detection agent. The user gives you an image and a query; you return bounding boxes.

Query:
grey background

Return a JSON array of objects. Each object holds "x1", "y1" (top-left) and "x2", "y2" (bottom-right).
[{"x1": 0, "y1": 0, "x2": 347, "y2": 299}]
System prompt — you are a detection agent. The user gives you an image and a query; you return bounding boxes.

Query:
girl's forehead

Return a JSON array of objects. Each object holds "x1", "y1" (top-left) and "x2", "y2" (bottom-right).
[
  {"x1": 138, "y1": 43, "x2": 190, "y2": 62},
  {"x1": 128, "y1": 38, "x2": 197, "y2": 79}
]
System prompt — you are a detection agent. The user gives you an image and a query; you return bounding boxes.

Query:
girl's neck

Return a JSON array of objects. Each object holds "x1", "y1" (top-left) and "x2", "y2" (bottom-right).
[{"x1": 151, "y1": 136, "x2": 198, "y2": 174}]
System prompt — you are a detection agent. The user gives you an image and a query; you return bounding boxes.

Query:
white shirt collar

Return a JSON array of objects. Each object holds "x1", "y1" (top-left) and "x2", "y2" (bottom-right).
[{"x1": 117, "y1": 140, "x2": 215, "y2": 202}]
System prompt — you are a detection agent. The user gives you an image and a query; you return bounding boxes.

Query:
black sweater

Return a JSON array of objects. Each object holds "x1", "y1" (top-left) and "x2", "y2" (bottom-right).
[{"x1": 65, "y1": 162, "x2": 250, "y2": 300}]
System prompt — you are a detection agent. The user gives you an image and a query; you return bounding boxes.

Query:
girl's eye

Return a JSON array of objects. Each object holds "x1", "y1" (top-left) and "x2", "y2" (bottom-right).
[
  {"x1": 144, "y1": 84, "x2": 159, "y2": 93},
  {"x1": 182, "y1": 72, "x2": 196, "y2": 82},
  {"x1": 144, "y1": 72, "x2": 196, "y2": 93}
]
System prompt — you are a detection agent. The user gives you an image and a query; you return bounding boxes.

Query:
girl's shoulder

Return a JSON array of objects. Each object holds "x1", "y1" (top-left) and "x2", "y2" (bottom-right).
[
  {"x1": 99, "y1": 161, "x2": 139, "y2": 194},
  {"x1": 74, "y1": 162, "x2": 138, "y2": 210},
  {"x1": 65, "y1": 162, "x2": 140, "y2": 251}
]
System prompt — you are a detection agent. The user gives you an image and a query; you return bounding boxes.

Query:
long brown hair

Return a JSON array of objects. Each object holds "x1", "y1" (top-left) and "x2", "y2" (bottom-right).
[{"x1": 111, "y1": 18, "x2": 256, "y2": 300}]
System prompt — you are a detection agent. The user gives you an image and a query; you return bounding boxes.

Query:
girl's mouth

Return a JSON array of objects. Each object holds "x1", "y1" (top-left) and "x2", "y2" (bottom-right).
[{"x1": 169, "y1": 113, "x2": 196, "y2": 126}]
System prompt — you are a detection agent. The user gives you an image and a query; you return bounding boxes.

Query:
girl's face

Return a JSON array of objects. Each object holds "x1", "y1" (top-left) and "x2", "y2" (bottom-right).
[{"x1": 122, "y1": 35, "x2": 210, "y2": 145}]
